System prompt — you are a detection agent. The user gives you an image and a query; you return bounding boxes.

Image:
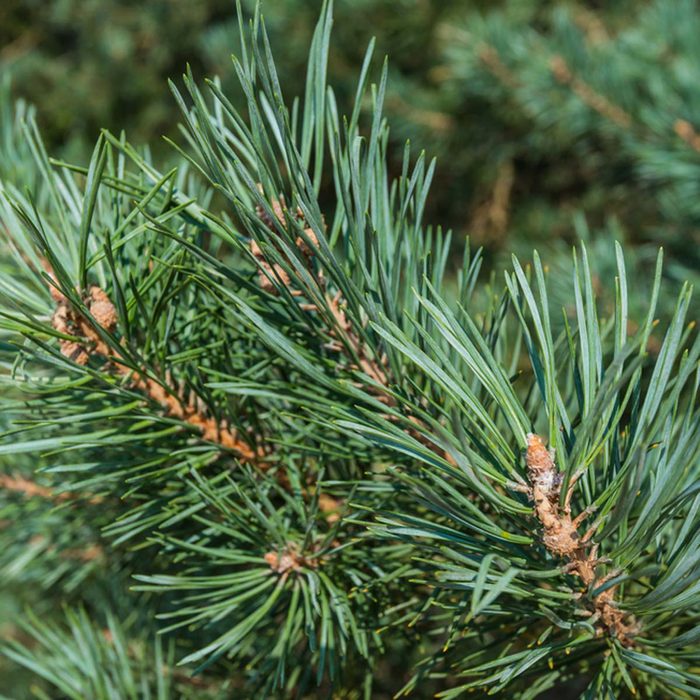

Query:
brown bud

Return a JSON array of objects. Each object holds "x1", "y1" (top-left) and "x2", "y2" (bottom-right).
[
  {"x1": 60, "y1": 340, "x2": 90, "y2": 365},
  {"x1": 526, "y1": 433, "x2": 555, "y2": 474},
  {"x1": 87, "y1": 286, "x2": 118, "y2": 331},
  {"x1": 295, "y1": 227, "x2": 319, "y2": 257}
]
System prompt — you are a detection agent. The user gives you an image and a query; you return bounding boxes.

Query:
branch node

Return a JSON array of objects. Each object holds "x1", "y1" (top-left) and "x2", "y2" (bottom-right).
[{"x1": 525, "y1": 433, "x2": 638, "y2": 645}]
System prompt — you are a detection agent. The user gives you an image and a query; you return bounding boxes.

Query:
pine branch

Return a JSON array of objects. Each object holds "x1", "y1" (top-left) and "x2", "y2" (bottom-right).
[
  {"x1": 0, "y1": 471, "x2": 104, "y2": 505},
  {"x1": 44, "y1": 264, "x2": 260, "y2": 463},
  {"x1": 549, "y1": 54, "x2": 632, "y2": 128},
  {"x1": 0, "y1": 472, "x2": 71, "y2": 502},
  {"x1": 250, "y1": 192, "x2": 457, "y2": 466},
  {"x1": 525, "y1": 433, "x2": 637, "y2": 646}
]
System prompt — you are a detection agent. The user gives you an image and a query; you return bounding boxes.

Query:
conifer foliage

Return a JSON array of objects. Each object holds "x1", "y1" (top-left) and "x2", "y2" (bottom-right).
[
  {"x1": 439, "y1": 0, "x2": 700, "y2": 266},
  {"x1": 1, "y1": 3, "x2": 699, "y2": 698}
]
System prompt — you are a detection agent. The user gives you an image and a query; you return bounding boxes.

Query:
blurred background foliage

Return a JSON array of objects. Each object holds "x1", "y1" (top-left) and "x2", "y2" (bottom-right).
[{"x1": 4, "y1": 0, "x2": 699, "y2": 274}]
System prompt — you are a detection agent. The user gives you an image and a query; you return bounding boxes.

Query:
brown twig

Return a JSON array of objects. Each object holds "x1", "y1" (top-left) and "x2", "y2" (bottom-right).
[
  {"x1": 525, "y1": 433, "x2": 638, "y2": 645},
  {"x1": 478, "y1": 44, "x2": 520, "y2": 89},
  {"x1": 26, "y1": 534, "x2": 104, "y2": 562},
  {"x1": 549, "y1": 55, "x2": 632, "y2": 129},
  {"x1": 1, "y1": 474, "x2": 106, "y2": 561},
  {"x1": 317, "y1": 492, "x2": 342, "y2": 524},
  {"x1": 0, "y1": 472, "x2": 70, "y2": 502},
  {"x1": 60, "y1": 543, "x2": 104, "y2": 562},
  {"x1": 0, "y1": 32, "x2": 39, "y2": 64},
  {"x1": 469, "y1": 160, "x2": 514, "y2": 246},
  {"x1": 674, "y1": 119, "x2": 700, "y2": 153},
  {"x1": 46, "y1": 271, "x2": 258, "y2": 463},
  {"x1": 42, "y1": 258, "x2": 345, "y2": 523},
  {"x1": 264, "y1": 541, "x2": 319, "y2": 576},
  {"x1": 0, "y1": 472, "x2": 103, "y2": 505},
  {"x1": 252, "y1": 193, "x2": 390, "y2": 393},
  {"x1": 252, "y1": 192, "x2": 455, "y2": 466},
  {"x1": 571, "y1": 7, "x2": 610, "y2": 45}
]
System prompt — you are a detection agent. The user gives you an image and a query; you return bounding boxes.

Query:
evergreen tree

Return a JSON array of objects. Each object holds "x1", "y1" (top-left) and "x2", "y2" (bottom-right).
[{"x1": 1, "y1": 3, "x2": 699, "y2": 698}]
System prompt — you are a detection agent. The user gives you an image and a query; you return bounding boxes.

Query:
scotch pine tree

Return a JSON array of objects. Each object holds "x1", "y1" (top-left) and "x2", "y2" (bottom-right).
[{"x1": 1, "y1": 3, "x2": 699, "y2": 698}]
